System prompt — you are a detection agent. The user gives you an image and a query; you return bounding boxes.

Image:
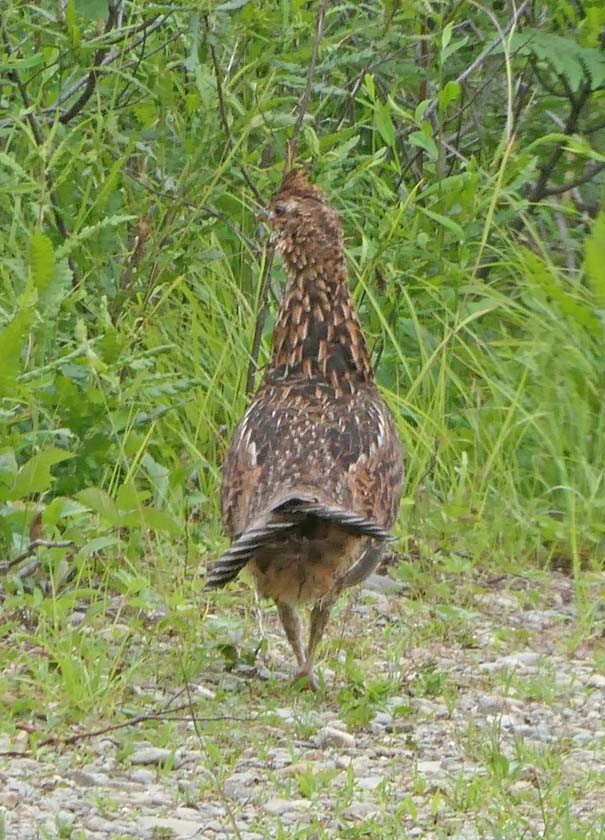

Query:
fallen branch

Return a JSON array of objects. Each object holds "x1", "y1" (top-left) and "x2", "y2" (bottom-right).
[
  {"x1": 0, "y1": 704, "x2": 260, "y2": 757},
  {"x1": 0, "y1": 539, "x2": 74, "y2": 574}
]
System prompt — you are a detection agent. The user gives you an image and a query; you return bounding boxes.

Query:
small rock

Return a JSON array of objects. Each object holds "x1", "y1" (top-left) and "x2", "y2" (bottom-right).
[
  {"x1": 264, "y1": 797, "x2": 313, "y2": 816},
  {"x1": 370, "y1": 711, "x2": 393, "y2": 731},
  {"x1": 130, "y1": 768, "x2": 155, "y2": 784},
  {"x1": 358, "y1": 775, "x2": 383, "y2": 791},
  {"x1": 194, "y1": 684, "x2": 216, "y2": 699},
  {"x1": 509, "y1": 780, "x2": 537, "y2": 797},
  {"x1": 417, "y1": 760, "x2": 443, "y2": 775},
  {"x1": 317, "y1": 726, "x2": 355, "y2": 749},
  {"x1": 587, "y1": 673, "x2": 605, "y2": 689},
  {"x1": 572, "y1": 730, "x2": 594, "y2": 746},
  {"x1": 130, "y1": 747, "x2": 181, "y2": 767},
  {"x1": 86, "y1": 816, "x2": 118, "y2": 833},
  {"x1": 67, "y1": 770, "x2": 107, "y2": 787},
  {"x1": 342, "y1": 801, "x2": 377, "y2": 820},
  {"x1": 138, "y1": 816, "x2": 203, "y2": 836},
  {"x1": 273, "y1": 707, "x2": 295, "y2": 723},
  {"x1": 175, "y1": 807, "x2": 202, "y2": 819},
  {"x1": 278, "y1": 761, "x2": 312, "y2": 777},
  {"x1": 94, "y1": 738, "x2": 117, "y2": 754}
]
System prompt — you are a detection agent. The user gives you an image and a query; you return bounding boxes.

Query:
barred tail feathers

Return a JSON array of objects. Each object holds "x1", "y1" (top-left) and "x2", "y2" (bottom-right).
[{"x1": 205, "y1": 496, "x2": 394, "y2": 590}]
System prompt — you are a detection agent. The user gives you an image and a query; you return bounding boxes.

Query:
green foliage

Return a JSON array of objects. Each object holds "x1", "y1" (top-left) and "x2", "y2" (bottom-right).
[{"x1": 0, "y1": 0, "x2": 603, "y2": 776}]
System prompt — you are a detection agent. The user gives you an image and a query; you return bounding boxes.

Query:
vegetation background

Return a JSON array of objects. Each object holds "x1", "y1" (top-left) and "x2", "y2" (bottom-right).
[{"x1": 1, "y1": 0, "x2": 604, "y2": 836}]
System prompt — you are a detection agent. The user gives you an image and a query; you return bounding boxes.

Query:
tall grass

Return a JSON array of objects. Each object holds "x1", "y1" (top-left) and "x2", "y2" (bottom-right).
[{"x1": 1, "y1": 1, "x2": 603, "y2": 641}]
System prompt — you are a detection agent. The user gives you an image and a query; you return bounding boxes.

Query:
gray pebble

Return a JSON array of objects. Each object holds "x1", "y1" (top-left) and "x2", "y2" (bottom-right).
[
  {"x1": 317, "y1": 726, "x2": 356, "y2": 749},
  {"x1": 130, "y1": 747, "x2": 181, "y2": 767}
]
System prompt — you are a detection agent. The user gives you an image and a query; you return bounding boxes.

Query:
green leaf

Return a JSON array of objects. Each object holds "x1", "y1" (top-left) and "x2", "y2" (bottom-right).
[
  {"x1": 65, "y1": 0, "x2": 81, "y2": 48},
  {"x1": 374, "y1": 101, "x2": 396, "y2": 149},
  {"x1": 56, "y1": 215, "x2": 136, "y2": 260},
  {"x1": 363, "y1": 73, "x2": 375, "y2": 101},
  {"x1": 523, "y1": 249, "x2": 601, "y2": 335},
  {"x1": 408, "y1": 130, "x2": 438, "y2": 161},
  {"x1": 0, "y1": 53, "x2": 46, "y2": 72},
  {"x1": 0, "y1": 308, "x2": 35, "y2": 397},
  {"x1": 121, "y1": 507, "x2": 180, "y2": 535},
  {"x1": 418, "y1": 207, "x2": 465, "y2": 240},
  {"x1": 505, "y1": 29, "x2": 605, "y2": 91},
  {"x1": 584, "y1": 212, "x2": 605, "y2": 306},
  {"x1": 9, "y1": 449, "x2": 74, "y2": 500},
  {"x1": 0, "y1": 450, "x2": 18, "y2": 487},
  {"x1": 438, "y1": 80, "x2": 461, "y2": 110},
  {"x1": 116, "y1": 481, "x2": 150, "y2": 511},
  {"x1": 29, "y1": 231, "x2": 55, "y2": 296},
  {"x1": 78, "y1": 0, "x2": 108, "y2": 19},
  {"x1": 0, "y1": 152, "x2": 38, "y2": 193},
  {"x1": 414, "y1": 99, "x2": 431, "y2": 123},
  {"x1": 78, "y1": 487, "x2": 120, "y2": 526}
]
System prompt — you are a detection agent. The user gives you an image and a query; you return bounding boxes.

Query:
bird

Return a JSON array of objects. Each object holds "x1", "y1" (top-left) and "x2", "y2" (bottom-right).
[{"x1": 205, "y1": 169, "x2": 404, "y2": 689}]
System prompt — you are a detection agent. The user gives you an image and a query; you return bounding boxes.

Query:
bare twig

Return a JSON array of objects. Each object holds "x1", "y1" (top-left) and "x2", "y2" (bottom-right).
[
  {"x1": 452, "y1": 0, "x2": 531, "y2": 89},
  {"x1": 291, "y1": 0, "x2": 330, "y2": 140},
  {"x1": 0, "y1": 539, "x2": 75, "y2": 573},
  {"x1": 540, "y1": 161, "x2": 605, "y2": 197},
  {"x1": 0, "y1": 13, "x2": 173, "y2": 130},
  {"x1": 527, "y1": 83, "x2": 592, "y2": 204},
  {"x1": 412, "y1": 0, "x2": 533, "y2": 130},
  {"x1": 52, "y1": 13, "x2": 170, "y2": 120},
  {"x1": 202, "y1": 13, "x2": 265, "y2": 207},
  {"x1": 58, "y1": 0, "x2": 124, "y2": 123},
  {"x1": 246, "y1": 247, "x2": 274, "y2": 396},
  {"x1": 0, "y1": 704, "x2": 259, "y2": 757}
]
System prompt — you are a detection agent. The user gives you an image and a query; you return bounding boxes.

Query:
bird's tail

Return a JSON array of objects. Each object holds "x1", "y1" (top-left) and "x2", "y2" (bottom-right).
[{"x1": 204, "y1": 494, "x2": 394, "y2": 591}]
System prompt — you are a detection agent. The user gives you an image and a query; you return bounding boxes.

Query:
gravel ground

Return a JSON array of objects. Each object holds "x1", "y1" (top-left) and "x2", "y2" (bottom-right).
[{"x1": 2, "y1": 571, "x2": 604, "y2": 839}]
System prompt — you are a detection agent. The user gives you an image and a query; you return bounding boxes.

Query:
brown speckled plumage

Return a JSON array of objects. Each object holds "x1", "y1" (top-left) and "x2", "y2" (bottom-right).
[{"x1": 206, "y1": 170, "x2": 404, "y2": 688}]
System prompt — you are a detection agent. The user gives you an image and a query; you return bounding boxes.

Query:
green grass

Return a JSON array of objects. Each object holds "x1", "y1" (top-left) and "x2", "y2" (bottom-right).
[{"x1": 1, "y1": 1, "x2": 605, "y2": 837}]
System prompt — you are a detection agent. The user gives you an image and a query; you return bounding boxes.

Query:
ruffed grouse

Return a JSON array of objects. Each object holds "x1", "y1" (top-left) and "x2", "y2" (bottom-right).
[{"x1": 206, "y1": 170, "x2": 404, "y2": 689}]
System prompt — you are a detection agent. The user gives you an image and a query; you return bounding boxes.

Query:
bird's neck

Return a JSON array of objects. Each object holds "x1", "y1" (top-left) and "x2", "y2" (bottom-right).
[{"x1": 266, "y1": 251, "x2": 373, "y2": 393}]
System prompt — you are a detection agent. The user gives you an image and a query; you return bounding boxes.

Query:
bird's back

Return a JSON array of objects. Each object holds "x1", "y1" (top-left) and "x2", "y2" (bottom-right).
[{"x1": 209, "y1": 169, "x2": 404, "y2": 601}]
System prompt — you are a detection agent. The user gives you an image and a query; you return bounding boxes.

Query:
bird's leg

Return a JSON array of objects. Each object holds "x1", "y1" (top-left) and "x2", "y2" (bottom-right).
[
  {"x1": 295, "y1": 597, "x2": 336, "y2": 691},
  {"x1": 276, "y1": 601, "x2": 306, "y2": 668}
]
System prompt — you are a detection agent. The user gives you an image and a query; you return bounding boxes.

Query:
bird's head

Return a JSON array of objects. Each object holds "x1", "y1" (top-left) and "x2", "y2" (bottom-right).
[{"x1": 261, "y1": 170, "x2": 343, "y2": 257}]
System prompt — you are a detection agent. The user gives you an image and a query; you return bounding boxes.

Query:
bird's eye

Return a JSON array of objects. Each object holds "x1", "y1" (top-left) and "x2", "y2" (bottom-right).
[{"x1": 274, "y1": 204, "x2": 286, "y2": 215}]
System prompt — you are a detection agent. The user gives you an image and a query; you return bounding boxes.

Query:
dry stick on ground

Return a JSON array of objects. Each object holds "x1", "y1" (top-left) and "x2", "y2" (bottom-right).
[
  {"x1": 0, "y1": 705, "x2": 259, "y2": 757},
  {"x1": 0, "y1": 540, "x2": 75, "y2": 574},
  {"x1": 244, "y1": 0, "x2": 330, "y2": 396}
]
